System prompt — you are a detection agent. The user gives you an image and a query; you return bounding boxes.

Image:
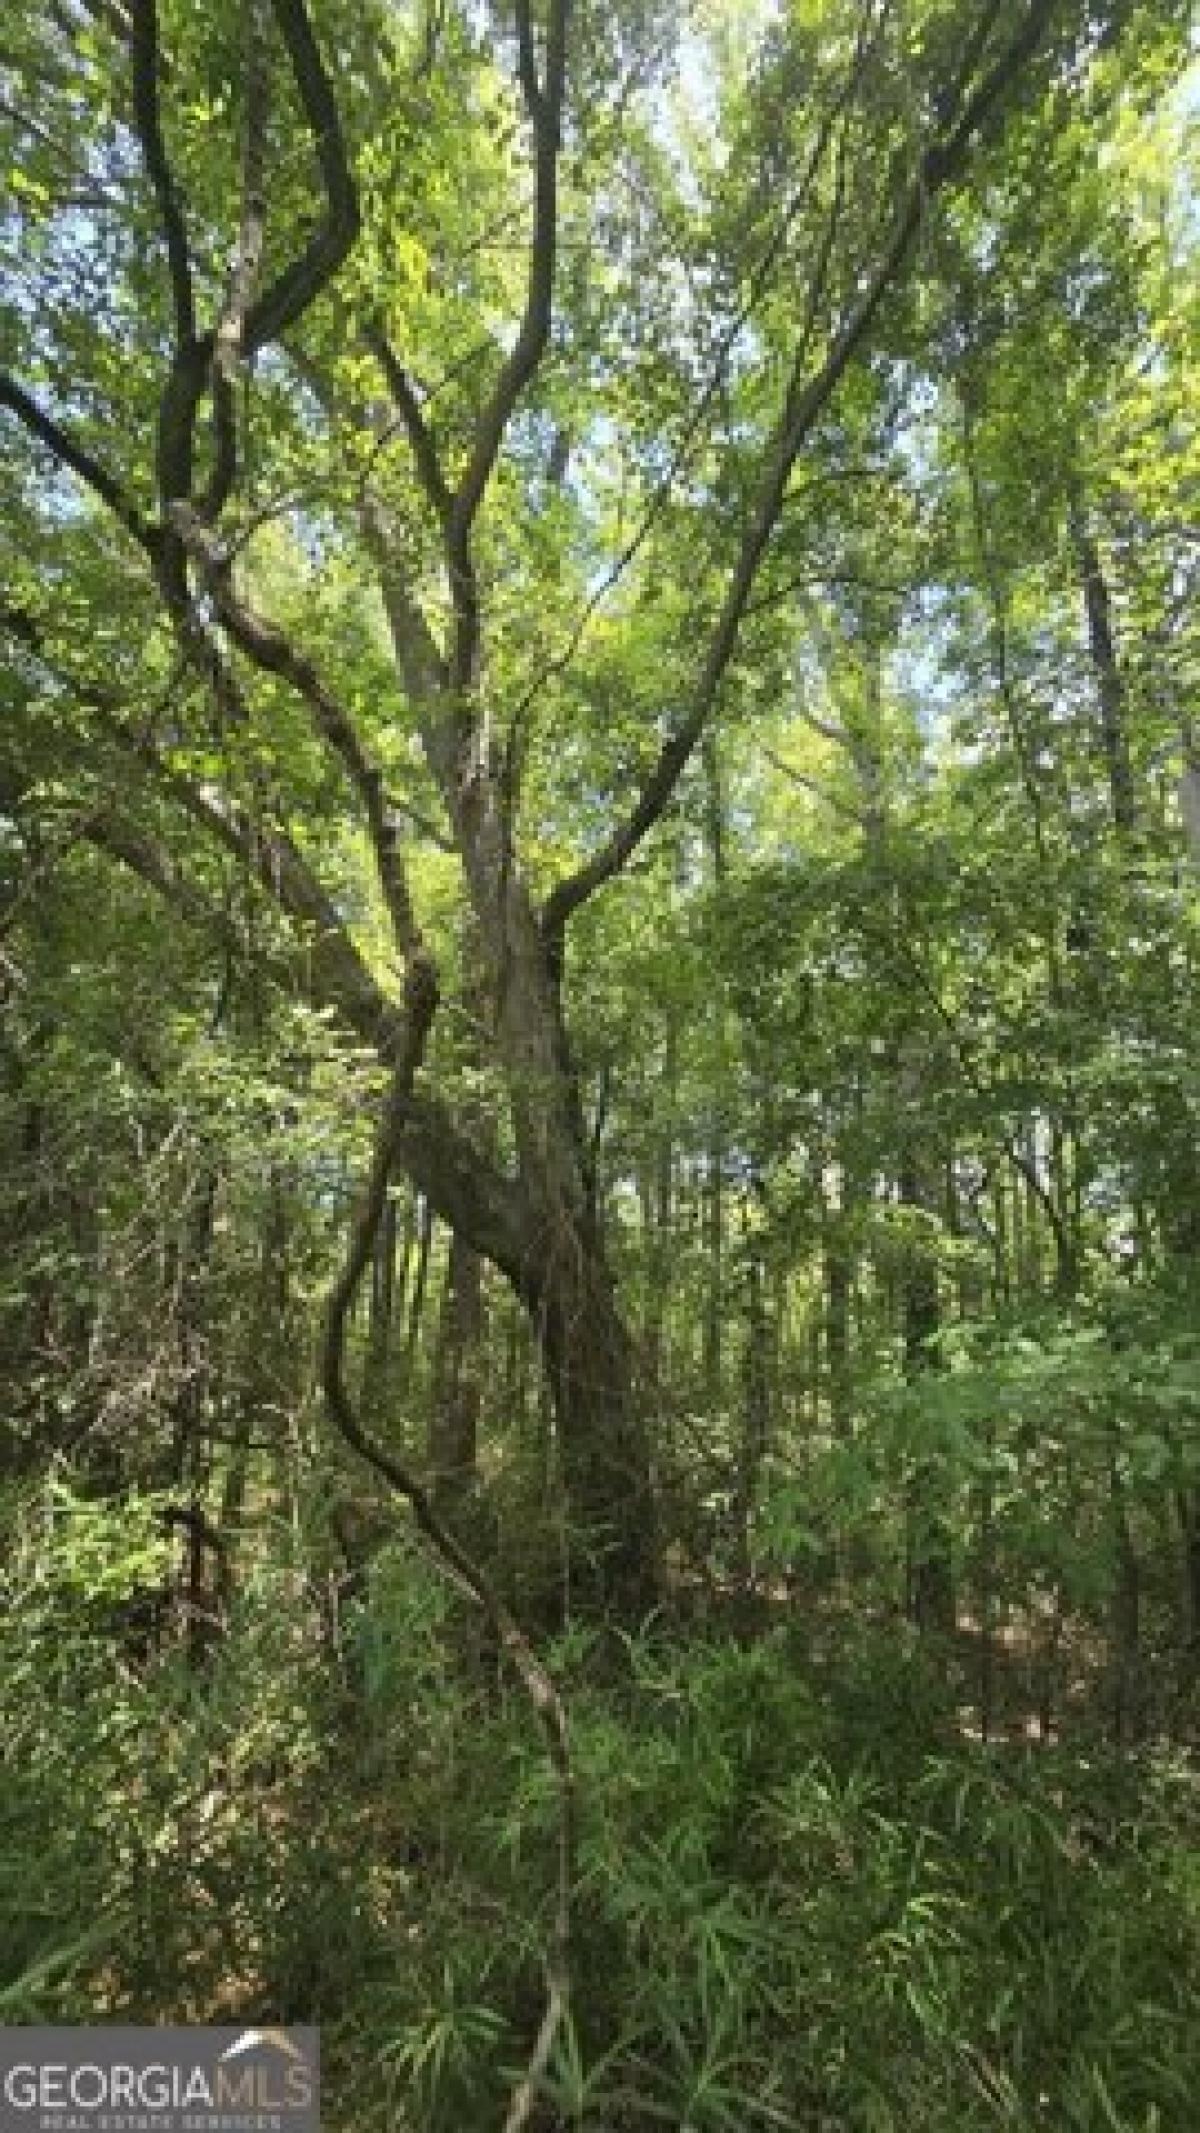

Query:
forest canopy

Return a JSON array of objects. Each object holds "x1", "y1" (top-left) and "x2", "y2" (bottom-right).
[{"x1": 2, "y1": 0, "x2": 1200, "y2": 2127}]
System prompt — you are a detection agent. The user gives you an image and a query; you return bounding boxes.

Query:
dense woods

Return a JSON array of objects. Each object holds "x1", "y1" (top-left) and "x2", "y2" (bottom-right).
[{"x1": 2, "y1": 0, "x2": 1200, "y2": 2125}]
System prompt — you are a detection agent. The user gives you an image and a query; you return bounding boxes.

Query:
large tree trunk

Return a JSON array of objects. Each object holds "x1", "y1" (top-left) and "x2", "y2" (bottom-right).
[
  {"x1": 536, "y1": 1237, "x2": 658, "y2": 1617},
  {"x1": 455, "y1": 791, "x2": 658, "y2": 1613}
]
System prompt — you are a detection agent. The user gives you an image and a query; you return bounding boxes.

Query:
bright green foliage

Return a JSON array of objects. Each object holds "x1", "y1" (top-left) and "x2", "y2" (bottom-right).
[
  {"x1": 2, "y1": 1524, "x2": 1198, "y2": 2129},
  {"x1": 2, "y1": 0, "x2": 1200, "y2": 2125}
]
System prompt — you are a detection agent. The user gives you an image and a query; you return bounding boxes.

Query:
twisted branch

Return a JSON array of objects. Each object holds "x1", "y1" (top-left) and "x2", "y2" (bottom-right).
[{"x1": 320, "y1": 958, "x2": 572, "y2": 2133}]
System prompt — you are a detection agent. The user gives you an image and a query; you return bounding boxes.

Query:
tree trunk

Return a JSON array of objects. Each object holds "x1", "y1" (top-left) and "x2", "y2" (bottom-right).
[
  {"x1": 1110, "y1": 1460, "x2": 1141, "y2": 1744},
  {"x1": 454, "y1": 794, "x2": 659, "y2": 1611},
  {"x1": 536, "y1": 1241, "x2": 658, "y2": 1616},
  {"x1": 825, "y1": 1226, "x2": 853, "y2": 1440},
  {"x1": 736, "y1": 1248, "x2": 771, "y2": 1585},
  {"x1": 703, "y1": 735, "x2": 726, "y2": 1414},
  {"x1": 643, "y1": 1011, "x2": 677, "y2": 1404},
  {"x1": 403, "y1": 1195, "x2": 434, "y2": 1368},
  {"x1": 1073, "y1": 505, "x2": 1137, "y2": 835},
  {"x1": 901, "y1": 1158, "x2": 955, "y2": 1636},
  {"x1": 430, "y1": 1229, "x2": 484, "y2": 1511}
]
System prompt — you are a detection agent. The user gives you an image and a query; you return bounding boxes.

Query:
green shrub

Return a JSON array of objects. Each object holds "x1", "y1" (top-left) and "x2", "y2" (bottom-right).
[{"x1": 1, "y1": 1492, "x2": 1197, "y2": 2130}]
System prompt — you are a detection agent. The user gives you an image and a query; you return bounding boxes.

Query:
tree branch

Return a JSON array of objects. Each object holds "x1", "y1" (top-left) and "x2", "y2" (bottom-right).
[
  {"x1": 280, "y1": 349, "x2": 457, "y2": 787},
  {"x1": 1, "y1": 602, "x2": 531, "y2": 1288},
  {"x1": 543, "y1": 0, "x2": 1058, "y2": 936},
  {"x1": 214, "y1": 0, "x2": 271, "y2": 383},
  {"x1": 169, "y1": 500, "x2": 422, "y2": 961},
  {"x1": 320, "y1": 986, "x2": 572, "y2": 2133},
  {"x1": 762, "y1": 742, "x2": 866, "y2": 825},
  {"x1": 367, "y1": 325, "x2": 453, "y2": 530},
  {"x1": 241, "y1": 0, "x2": 360, "y2": 355},
  {"x1": 129, "y1": 0, "x2": 357, "y2": 578},
  {"x1": 0, "y1": 751, "x2": 225, "y2": 946},
  {"x1": 502, "y1": 51, "x2": 863, "y2": 739},
  {"x1": 0, "y1": 373, "x2": 156, "y2": 553},
  {"x1": 129, "y1": 0, "x2": 209, "y2": 577},
  {"x1": 205, "y1": 0, "x2": 272, "y2": 519},
  {"x1": 444, "y1": 0, "x2": 569, "y2": 689},
  {"x1": 1, "y1": 590, "x2": 396, "y2": 1051},
  {"x1": 129, "y1": 0, "x2": 194, "y2": 351}
]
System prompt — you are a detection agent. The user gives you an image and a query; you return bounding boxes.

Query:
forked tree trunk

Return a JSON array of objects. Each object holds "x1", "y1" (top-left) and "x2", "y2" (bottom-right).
[{"x1": 455, "y1": 800, "x2": 659, "y2": 1614}]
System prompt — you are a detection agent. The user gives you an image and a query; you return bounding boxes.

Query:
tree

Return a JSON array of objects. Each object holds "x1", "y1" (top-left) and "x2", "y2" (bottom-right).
[{"x1": 0, "y1": 0, "x2": 1186, "y2": 1612}]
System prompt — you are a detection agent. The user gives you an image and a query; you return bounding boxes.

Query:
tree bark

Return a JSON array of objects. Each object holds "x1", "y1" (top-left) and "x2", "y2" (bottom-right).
[
  {"x1": 901, "y1": 1156, "x2": 955, "y2": 1636},
  {"x1": 536, "y1": 1243, "x2": 658, "y2": 1617},
  {"x1": 430, "y1": 1228, "x2": 484, "y2": 1511},
  {"x1": 702, "y1": 735, "x2": 726, "y2": 1413},
  {"x1": 736, "y1": 1248, "x2": 771, "y2": 1584},
  {"x1": 1073, "y1": 505, "x2": 1136, "y2": 835},
  {"x1": 825, "y1": 1224, "x2": 853, "y2": 1440}
]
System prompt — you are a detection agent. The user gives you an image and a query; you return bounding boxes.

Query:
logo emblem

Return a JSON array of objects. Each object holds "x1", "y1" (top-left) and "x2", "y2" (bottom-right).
[{"x1": 0, "y1": 2026, "x2": 320, "y2": 2131}]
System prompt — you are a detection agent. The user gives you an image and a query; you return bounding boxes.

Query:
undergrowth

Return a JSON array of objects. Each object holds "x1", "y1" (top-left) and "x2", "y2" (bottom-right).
[{"x1": 1, "y1": 1488, "x2": 1197, "y2": 2131}]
